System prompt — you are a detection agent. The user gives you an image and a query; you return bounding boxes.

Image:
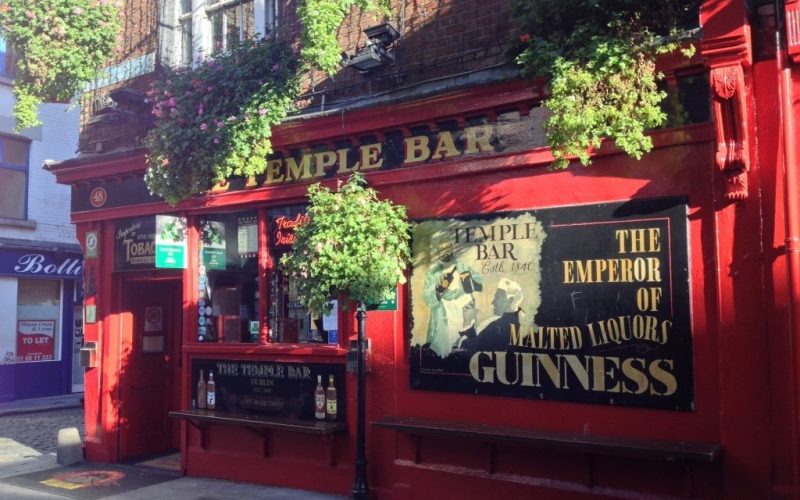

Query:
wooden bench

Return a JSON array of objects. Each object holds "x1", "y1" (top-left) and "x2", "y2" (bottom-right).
[
  {"x1": 372, "y1": 416, "x2": 721, "y2": 494},
  {"x1": 170, "y1": 409, "x2": 347, "y2": 464}
]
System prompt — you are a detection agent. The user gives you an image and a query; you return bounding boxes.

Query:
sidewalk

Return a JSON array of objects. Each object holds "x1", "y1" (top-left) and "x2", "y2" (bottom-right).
[
  {"x1": 0, "y1": 394, "x2": 347, "y2": 499},
  {"x1": 0, "y1": 393, "x2": 83, "y2": 417}
]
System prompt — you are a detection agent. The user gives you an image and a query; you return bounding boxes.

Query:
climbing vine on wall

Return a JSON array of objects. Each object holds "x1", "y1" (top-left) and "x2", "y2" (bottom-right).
[{"x1": 0, "y1": 0, "x2": 120, "y2": 130}]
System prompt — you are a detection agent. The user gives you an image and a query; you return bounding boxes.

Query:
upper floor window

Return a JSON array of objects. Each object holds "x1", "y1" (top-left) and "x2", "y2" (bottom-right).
[
  {"x1": 0, "y1": 135, "x2": 30, "y2": 219},
  {"x1": 179, "y1": 0, "x2": 193, "y2": 66},
  {"x1": 162, "y1": 0, "x2": 276, "y2": 68},
  {"x1": 0, "y1": 36, "x2": 15, "y2": 79},
  {"x1": 208, "y1": 0, "x2": 255, "y2": 54}
]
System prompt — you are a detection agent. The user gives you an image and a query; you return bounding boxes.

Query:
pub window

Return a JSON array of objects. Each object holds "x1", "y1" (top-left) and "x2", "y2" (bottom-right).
[
  {"x1": 0, "y1": 134, "x2": 30, "y2": 220},
  {"x1": 267, "y1": 206, "x2": 335, "y2": 345},
  {"x1": 197, "y1": 210, "x2": 259, "y2": 343}
]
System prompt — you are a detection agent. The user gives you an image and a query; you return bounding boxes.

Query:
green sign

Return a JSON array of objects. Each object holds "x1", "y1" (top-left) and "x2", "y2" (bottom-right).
[
  {"x1": 201, "y1": 220, "x2": 226, "y2": 270},
  {"x1": 371, "y1": 288, "x2": 397, "y2": 311},
  {"x1": 155, "y1": 215, "x2": 187, "y2": 269}
]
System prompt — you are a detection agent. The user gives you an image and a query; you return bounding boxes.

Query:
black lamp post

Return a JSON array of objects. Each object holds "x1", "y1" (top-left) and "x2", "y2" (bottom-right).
[{"x1": 352, "y1": 303, "x2": 369, "y2": 499}]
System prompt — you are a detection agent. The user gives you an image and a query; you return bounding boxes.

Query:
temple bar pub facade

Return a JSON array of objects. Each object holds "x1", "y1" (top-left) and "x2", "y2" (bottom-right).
[{"x1": 45, "y1": 0, "x2": 800, "y2": 498}]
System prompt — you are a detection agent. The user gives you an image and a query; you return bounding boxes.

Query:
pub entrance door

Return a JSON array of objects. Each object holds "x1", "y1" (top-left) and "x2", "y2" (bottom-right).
[{"x1": 118, "y1": 277, "x2": 182, "y2": 461}]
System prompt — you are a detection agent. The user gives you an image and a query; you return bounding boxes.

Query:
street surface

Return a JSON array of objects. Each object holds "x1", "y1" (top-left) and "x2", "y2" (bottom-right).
[
  {"x1": 0, "y1": 407, "x2": 343, "y2": 499},
  {"x1": 0, "y1": 408, "x2": 83, "y2": 454}
]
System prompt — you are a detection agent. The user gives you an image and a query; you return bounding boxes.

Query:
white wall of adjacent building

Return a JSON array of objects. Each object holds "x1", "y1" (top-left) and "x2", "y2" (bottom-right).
[{"x1": 0, "y1": 80, "x2": 80, "y2": 245}]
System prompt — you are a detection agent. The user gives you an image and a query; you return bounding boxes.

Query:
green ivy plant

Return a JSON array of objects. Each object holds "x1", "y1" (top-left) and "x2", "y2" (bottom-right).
[
  {"x1": 298, "y1": 0, "x2": 391, "y2": 75},
  {"x1": 510, "y1": 0, "x2": 700, "y2": 169},
  {"x1": 0, "y1": 0, "x2": 120, "y2": 130},
  {"x1": 280, "y1": 173, "x2": 410, "y2": 315},
  {"x1": 144, "y1": 37, "x2": 300, "y2": 205}
]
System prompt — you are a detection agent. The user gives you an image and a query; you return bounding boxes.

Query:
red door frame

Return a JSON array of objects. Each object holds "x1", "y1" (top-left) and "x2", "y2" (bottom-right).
[{"x1": 116, "y1": 273, "x2": 182, "y2": 461}]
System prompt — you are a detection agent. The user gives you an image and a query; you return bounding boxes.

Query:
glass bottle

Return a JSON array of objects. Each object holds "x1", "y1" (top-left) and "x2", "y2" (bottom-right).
[
  {"x1": 325, "y1": 374, "x2": 337, "y2": 420},
  {"x1": 314, "y1": 375, "x2": 326, "y2": 420},
  {"x1": 207, "y1": 371, "x2": 216, "y2": 410},
  {"x1": 196, "y1": 369, "x2": 206, "y2": 409}
]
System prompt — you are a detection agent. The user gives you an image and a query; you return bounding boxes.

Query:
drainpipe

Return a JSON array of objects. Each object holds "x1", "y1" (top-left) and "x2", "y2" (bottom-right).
[{"x1": 776, "y1": 0, "x2": 800, "y2": 494}]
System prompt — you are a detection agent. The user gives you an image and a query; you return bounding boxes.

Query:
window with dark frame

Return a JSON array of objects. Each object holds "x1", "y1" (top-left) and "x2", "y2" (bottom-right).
[
  {"x1": 194, "y1": 206, "x2": 335, "y2": 346},
  {"x1": 0, "y1": 135, "x2": 29, "y2": 220}
]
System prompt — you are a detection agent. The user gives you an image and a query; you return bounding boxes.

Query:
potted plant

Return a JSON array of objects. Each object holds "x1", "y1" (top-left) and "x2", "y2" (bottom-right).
[{"x1": 280, "y1": 172, "x2": 409, "y2": 499}]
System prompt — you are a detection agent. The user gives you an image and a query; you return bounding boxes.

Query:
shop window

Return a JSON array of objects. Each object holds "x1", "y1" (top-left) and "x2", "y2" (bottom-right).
[
  {"x1": 16, "y1": 279, "x2": 61, "y2": 362},
  {"x1": 198, "y1": 210, "x2": 259, "y2": 343},
  {"x1": 0, "y1": 135, "x2": 30, "y2": 220}
]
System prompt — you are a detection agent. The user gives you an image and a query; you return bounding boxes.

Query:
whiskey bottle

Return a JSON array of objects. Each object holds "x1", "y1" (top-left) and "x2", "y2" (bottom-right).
[
  {"x1": 207, "y1": 371, "x2": 216, "y2": 410},
  {"x1": 196, "y1": 369, "x2": 207, "y2": 409},
  {"x1": 325, "y1": 374, "x2": 337, "y2": 420},
  {"x1": 314, "y1": 375, "x2": 326, "y2": 420}
]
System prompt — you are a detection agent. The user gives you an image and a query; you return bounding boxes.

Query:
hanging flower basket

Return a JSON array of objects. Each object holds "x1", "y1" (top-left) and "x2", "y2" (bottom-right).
[
  {"x1": 144, "y1": 37, "x2": 300, "y2": 205},
  {"x1": 509, "y1": 0, "x2": 701, "y2": 169}
]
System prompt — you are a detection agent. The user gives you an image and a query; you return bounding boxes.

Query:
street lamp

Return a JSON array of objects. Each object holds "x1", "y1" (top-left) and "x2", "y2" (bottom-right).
[{"x1": 352, "y1": 303, "x2": 369, "y2": 499}]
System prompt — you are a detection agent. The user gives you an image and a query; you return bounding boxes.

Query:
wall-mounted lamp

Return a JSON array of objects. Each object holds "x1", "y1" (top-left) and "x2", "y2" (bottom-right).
[{"x1": 342, "y1": 22, "x2": 401, "y2": 72}]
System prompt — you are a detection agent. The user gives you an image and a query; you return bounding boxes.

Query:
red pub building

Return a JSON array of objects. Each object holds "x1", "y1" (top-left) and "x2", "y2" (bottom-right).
[{"x1": 45, "y1": 0, "x2": 800, "y2": 498}]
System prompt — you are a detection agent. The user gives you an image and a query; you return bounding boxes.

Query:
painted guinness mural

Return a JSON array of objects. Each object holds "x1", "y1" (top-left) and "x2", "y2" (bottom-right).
[{"x1": 409, "y1": 197, "x2": 693, "y2": 411}]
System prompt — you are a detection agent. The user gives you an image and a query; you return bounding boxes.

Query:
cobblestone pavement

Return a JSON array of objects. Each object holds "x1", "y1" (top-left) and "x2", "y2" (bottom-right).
[{"x1": 0, "y1": 408, "x2": 84, "y2": 453}]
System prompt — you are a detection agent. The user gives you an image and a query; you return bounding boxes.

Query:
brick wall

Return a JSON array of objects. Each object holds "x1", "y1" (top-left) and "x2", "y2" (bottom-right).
[
  {"x1": 78, "y1": 0, "x2": 159, "y2": 153},
  {"x1": 78, "y1": 0, "x2": 516, "y2": 152},
  {"x1": 289, "y1": 0, "x2": 514, "y2": 108}
]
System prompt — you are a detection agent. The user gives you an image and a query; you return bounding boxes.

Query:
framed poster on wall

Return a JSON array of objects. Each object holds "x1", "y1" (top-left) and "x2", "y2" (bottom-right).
[{"x1": 409, "y1": 197, "x2": 693, "y2": 411}]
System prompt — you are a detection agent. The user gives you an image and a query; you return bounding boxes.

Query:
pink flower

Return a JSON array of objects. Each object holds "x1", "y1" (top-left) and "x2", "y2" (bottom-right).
[
  {"x1": 200, "y1": 123, "x2": 208, "y2": 130},
  {"x1": 73, "y1": 7, "x2": 84, "y2": 15},
  {"x1": 519, "y1": 33, "x2": 530, "y2": 43},
  {"x1": 271, "y1": 63, "x2": 279, "y2": 71},
  {"x1": 197, "y1": 104, "x2": 204, "y2": 116},
  {"x1": 258, "y1": 108, "x2": 267, "y2": 116},
  {"x1": 161, "y1": 158, "x2": 169, "y2": 166},
  {"x1": 167, "y1": 97, "x2": 177, "y2": 107},
  {"x1": 213, "y1": 138, "x2": 220, "y2": 144},
  {"x1": 215, "y1": 121, "x2": 224, "y2": 129},
  {"x1": 25, "y1": 10, "x2": 35, "y2": 19}
]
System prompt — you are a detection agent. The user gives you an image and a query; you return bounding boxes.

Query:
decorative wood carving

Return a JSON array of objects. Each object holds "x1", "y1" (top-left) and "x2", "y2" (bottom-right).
[{"x1": 710, "y1": 64, "x2": 750, "y2": 201}]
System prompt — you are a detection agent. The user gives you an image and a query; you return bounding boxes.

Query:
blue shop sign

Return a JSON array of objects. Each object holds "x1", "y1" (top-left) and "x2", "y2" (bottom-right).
[{"x1": 0, "y1": 249, "x2": 83, "y2": 279}]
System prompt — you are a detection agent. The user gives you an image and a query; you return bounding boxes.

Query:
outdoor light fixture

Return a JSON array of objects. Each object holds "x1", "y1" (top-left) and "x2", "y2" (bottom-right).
[{"x1": 342, "y1": 22, "x2": 401, "y2": 72}]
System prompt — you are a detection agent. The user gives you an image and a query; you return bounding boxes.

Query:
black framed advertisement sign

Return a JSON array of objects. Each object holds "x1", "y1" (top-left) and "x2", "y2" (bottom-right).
[
  {"x1": 191, "y1": 359, "x2": 346, "y2": 421},
  {"x1": 409, "y1": 197, "x2": 694, "y2": 411}
]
